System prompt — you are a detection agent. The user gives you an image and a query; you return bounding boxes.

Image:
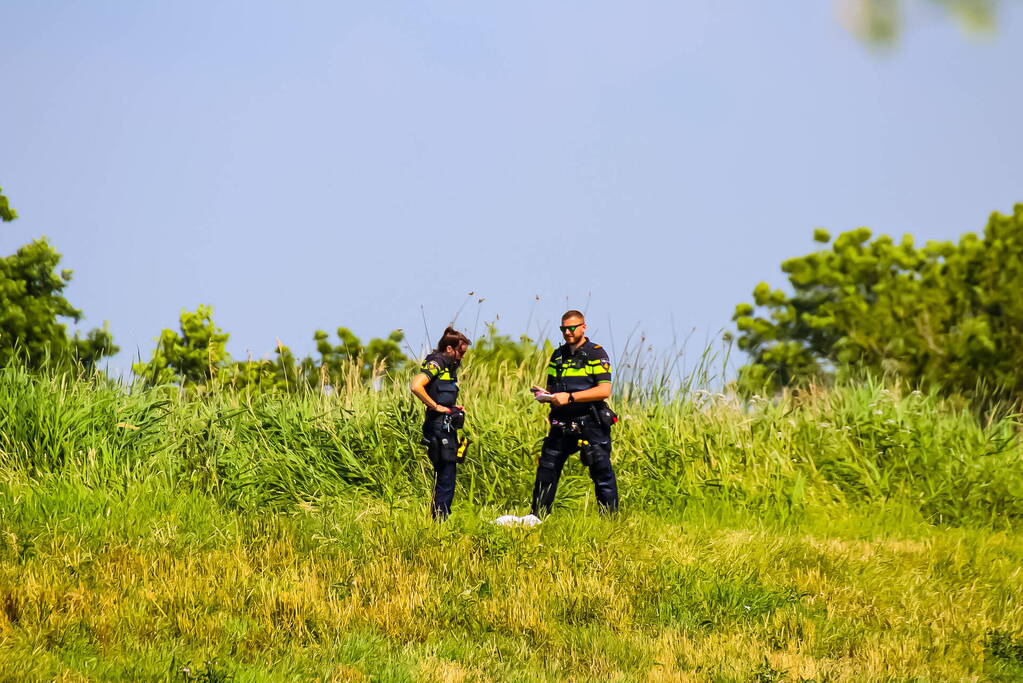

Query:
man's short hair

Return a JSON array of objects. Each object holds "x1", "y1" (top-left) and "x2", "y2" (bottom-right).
[{"x1": 561, "y1": 310, "x2": 585, "y2": 323}]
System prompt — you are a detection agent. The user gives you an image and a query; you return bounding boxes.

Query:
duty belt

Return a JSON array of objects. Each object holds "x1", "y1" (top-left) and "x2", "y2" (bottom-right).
[{"x1": 550, "y1": 417, "x2": 587, "y2": 433}]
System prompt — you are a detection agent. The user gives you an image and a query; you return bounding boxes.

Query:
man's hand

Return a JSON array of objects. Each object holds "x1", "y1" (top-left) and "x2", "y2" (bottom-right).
[
  {"x1": 531, "y1": 386, "x2": 553, "y2": 403},
  {"x1": 550, "y1": 392, "x2": 571, "y2": 407},
  {"x1": 433, "y1": 405, "x2": 453, "y2": 414}
]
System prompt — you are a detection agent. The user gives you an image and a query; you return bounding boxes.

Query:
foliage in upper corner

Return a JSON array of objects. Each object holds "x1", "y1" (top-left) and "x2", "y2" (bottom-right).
[
  {"x1": 730, "y1": 203, "x2": 1023, "y2": 405},
  {"x1": 839, "y1": 0, "x2": 996, "y2": 45}
]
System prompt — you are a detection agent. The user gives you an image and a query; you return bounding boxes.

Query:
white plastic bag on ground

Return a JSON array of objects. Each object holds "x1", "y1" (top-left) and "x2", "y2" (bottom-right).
[
  {"x1": 518, "y1": 514, "x2": 542, "y2": 527},
  {"x1": 492, "y1": 514, "x2": 542, "y2": 527}
]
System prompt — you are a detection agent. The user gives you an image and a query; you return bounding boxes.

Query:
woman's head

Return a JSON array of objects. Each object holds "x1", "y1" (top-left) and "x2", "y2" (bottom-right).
[{"x1": 436, "y1": 327, "x2": 471, "y2": 360}]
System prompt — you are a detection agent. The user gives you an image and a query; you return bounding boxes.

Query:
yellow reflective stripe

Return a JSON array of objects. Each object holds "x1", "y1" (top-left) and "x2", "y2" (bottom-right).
[
  {"x1": 437, "y1": 370, "x2": 453, "y2": 380},
  {"x1": 597, "y1": 380, "x2": 612, "y2": 384},
  {"x1": 557, "y1": 367, "x2": 590, "y2": 377},
  {"x1": 547, "y1": 367, "x2": 557, "y2": 376}
]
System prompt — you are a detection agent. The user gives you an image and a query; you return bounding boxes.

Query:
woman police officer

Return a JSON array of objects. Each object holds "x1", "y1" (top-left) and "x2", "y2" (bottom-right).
[{"x1": 410, "y1": 327, "x2": 471, "y2": 520}]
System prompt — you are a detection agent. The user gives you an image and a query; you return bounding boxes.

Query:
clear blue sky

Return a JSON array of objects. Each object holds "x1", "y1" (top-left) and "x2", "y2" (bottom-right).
[{"x1": 3, "y1": 2, "x2": 1021, "y2": 374}]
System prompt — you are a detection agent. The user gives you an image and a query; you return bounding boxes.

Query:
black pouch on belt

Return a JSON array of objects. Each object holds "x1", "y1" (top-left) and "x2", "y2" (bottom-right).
[{"x1": 592, "y1": 402, "x2": 618, "y2": 428}]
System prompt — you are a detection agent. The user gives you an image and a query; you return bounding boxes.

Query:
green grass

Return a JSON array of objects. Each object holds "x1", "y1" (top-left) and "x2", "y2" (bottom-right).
[{"x1": 0, "y1": 359, "x2": 1021, "y2": 680}]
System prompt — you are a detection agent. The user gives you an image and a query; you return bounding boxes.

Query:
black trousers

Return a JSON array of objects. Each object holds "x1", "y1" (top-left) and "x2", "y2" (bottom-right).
[
  {"x1": 423, "y1": 417, "x2": 459, "y2": 520},
  {"x1": 531, "y1": 419, "x2": 619, "y2": 516}
]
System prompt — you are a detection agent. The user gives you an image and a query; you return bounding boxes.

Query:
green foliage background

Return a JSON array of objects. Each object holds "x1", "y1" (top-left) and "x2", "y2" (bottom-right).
[
  {"x1": 132, "y1": 304, "x2": 410, "y2": 393},
  {"x1": 732, "y1": 204, "x2": 1023, "y2": 406},
  {"x1": 0, "y1": 189, "x2": 117, "y2": 370}
]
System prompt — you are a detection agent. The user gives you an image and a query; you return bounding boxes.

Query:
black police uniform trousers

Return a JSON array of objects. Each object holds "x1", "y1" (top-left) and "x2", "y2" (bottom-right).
[
  {"x1": 531, "y1": 417, "x2": 619, "y2": 516},
  {"x1": 423, "y1": 416, "x2": 459, "y2": 519}
]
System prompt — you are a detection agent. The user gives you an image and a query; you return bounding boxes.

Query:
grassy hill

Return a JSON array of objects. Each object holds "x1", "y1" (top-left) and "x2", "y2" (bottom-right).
[{"x1": 0, "y1": 360, "x2": 1020, "y2": 681}]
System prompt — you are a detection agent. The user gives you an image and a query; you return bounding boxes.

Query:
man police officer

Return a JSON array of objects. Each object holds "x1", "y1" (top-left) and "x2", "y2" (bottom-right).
[{"x1": 530, "y1": 310, "x2": 619, "y2": 516}]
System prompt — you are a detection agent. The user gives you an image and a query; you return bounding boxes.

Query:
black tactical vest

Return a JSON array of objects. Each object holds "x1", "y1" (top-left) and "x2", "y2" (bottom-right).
[{"x1": 421, "y1": 351, "x2": 459, "y2": 408}]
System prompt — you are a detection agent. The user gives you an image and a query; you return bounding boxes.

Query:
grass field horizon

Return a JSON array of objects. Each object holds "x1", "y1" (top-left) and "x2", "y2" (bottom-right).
[{"x1": 0, "y1": 352, "x2": 1021, "y2": 681}]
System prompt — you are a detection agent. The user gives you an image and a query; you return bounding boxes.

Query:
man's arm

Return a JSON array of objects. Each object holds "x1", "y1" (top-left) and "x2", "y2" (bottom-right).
[{"x1": 549, "y1": 382, "x2": 611, "y2": 407}]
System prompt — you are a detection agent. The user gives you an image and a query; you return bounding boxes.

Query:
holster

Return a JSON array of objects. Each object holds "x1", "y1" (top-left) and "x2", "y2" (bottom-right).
[
  {"x1": 579, "y1": 438, "x2": 595, "y2": 466},
  {"x1": 591, "y1": 402, "x2": 618, "y2": 428},
  {"x1": 433, "y1": 432, "x2": 465, "y2": 463}
]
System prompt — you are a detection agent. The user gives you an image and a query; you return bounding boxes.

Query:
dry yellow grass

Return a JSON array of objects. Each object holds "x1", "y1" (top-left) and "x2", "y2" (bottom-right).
[{"x1": 0, "y1": 498, "x2": 1019, "y2": 681}]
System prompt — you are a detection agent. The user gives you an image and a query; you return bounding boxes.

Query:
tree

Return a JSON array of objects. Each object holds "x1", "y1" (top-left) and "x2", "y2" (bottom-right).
[
  {"x1": 0, "y1": 187, "x2": 16, "y2": 223},
  {"x1": 463, "y1": 324, "x2": 543, "y2": 369},
  {"x1": 312, "y1": 327, "x2": 407, "y2": 384},
  {"x1": 133, "y1": 305, "x2": 230, "y2": 386},
  {"x1": 226, "y1": 341, "x2": 313, "y2": 394},
  {"x1": 0, "y1": 188, "x2": 117, "y2": 369},
  {"x1": 134, "y1": 306, "x2": 409, "y2": 391},
  {"x1": 730, "y1": 203, "x2": 1023, "y2": 404}
]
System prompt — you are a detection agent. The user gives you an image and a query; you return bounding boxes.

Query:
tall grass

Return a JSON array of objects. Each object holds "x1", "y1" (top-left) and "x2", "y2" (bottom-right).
[{"x1": 0, "y1": 353, "x2": 1018, "y2": 526}]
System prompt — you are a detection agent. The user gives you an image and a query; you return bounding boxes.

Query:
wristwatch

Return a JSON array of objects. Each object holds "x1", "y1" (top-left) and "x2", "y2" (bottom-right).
[{"x1": 568, "y1": 393, "x2": 575, "y2": 403}]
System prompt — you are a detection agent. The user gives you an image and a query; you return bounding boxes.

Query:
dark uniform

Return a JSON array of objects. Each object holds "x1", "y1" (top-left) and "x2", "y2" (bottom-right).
[
  {"x1": 531, "y1": 338, "x2": 619, "y2": 516},
  {"x1": 419, "y1": 351, "x2": 463, "y2": 519}
]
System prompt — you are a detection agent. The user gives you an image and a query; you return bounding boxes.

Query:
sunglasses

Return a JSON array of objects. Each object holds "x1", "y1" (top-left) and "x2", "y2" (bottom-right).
[{"x1": 559, "y1": 324, "x2": 583, "y2": 333}]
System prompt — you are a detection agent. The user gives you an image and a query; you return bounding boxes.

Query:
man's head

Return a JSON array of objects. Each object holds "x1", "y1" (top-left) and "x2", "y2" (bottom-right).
[
  {"x1": 436, "y1": 326, "x2": 471, "y2": 360},
  {"x1": 559, "y1": 310, "x2": 586, "y2": 346}
]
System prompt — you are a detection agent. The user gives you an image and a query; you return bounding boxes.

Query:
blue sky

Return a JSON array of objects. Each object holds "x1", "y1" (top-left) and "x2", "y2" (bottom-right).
[{"x1": 3, "y1": 2, "x2": 1021, "y2": 374}]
